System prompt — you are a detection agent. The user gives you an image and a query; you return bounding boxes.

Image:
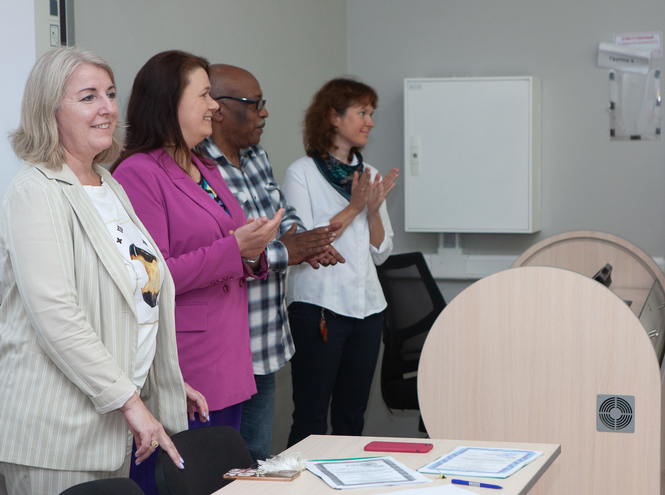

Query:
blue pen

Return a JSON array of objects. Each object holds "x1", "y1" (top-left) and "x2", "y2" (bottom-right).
[{"x1": 451, "y1": 479, "x2": 502, "y2": 490}]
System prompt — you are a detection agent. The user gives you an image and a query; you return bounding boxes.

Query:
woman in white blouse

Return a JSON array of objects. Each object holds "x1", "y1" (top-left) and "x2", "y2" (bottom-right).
[{"x1": 282, "y1": 78, "x2": 399, "y2": 446}]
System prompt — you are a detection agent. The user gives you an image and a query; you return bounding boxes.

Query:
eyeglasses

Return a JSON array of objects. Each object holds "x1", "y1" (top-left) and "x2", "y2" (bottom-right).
[{"x1": 213, "y1": 96, "x2": 266, "y2": 111}]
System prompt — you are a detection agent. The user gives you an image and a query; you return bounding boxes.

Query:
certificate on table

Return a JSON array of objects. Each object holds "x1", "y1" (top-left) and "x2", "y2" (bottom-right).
[
  {"x1": 418, "y1": 446, "x2": 543, "y2": 478},
  {"x1": 307, "y1": 457, "x2": 432, "y2": 490}
]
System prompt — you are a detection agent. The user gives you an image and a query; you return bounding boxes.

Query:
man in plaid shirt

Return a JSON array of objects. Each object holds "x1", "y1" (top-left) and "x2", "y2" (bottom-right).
[{"x1": 200, "y1": 64, "x2": 343, "y2": 462}]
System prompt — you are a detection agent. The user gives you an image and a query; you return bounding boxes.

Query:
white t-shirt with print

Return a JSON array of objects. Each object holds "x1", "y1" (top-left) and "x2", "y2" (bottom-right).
[{"x1": 83, "y1": 181, "x2": 164, "y2": 396}]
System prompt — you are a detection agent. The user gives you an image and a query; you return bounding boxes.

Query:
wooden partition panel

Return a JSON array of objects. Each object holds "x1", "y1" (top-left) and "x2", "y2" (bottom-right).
[
  {"x1": 512, "y1": 230, "x2": 665, "y2": 317},
  {"x1": 418, "y1": 266, "x2": 662, "y2": 494}
]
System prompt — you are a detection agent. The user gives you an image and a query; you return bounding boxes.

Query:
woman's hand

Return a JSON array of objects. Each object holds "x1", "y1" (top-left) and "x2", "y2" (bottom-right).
[
  {"x1": 367, "y1": 168, "x2": 399, "y2": 214},
  {"x1": 348, "y1": 170, "x2": 372, "y2": 214},
  {"x1": 231, "y1": 209, "x2": 285, "y2": 260},
  {"x1": 185, "y1": 382, "x2": 209, "y2": 422},
  {"x1": 121, "y1": 393, "x2": 184, "y2": 469},
  {"x1": 328, "y1": 170, "x2": 376, "y2": 239}
]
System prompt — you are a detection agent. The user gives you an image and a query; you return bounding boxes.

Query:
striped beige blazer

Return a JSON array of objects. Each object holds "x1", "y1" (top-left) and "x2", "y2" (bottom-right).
[{"x1": 0, "y1": 163, "x2": 187, "y2": 471}]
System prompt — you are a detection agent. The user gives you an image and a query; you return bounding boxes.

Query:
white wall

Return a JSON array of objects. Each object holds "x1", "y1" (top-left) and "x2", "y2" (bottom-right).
[
  {"x1": 347, "y1": 0, "x2": 665, "y2": 259},
  {"x1": 75, "y1": 0, "x2": 348, "y2": 454},
  {"x1": 0, "y1": 0, "x2": 35, "y2": 202},
  {"x1": 75, "y1": 0, "x2": 347, "y2": 185}
]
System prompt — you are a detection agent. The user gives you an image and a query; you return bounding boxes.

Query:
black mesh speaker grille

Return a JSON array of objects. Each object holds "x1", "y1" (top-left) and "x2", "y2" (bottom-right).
[{"x1": 598, "y1": 396, "x2": 634, "y2": 430}]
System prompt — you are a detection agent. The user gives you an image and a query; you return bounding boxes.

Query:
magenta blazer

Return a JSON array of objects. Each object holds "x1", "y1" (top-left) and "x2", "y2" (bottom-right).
[{"x1": 113, "y1": 148, "x2": 262, "y2": 411}]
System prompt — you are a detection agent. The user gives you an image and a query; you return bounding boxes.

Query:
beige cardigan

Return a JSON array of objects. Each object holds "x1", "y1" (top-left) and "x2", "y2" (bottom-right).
[{"x1": 0, "y1": 163, "x2": 187, "y2": 471}]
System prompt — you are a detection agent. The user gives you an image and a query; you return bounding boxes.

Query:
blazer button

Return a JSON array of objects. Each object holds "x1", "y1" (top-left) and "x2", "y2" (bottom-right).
[
  {"x1": 239, "y1": 279, "x2": 245, "y2": 288},
  {"x1": 223, "y1": 284, "x2": 230, "y2": 293}
]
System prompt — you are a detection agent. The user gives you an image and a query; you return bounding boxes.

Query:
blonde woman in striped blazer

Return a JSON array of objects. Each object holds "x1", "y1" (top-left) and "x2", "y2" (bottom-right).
[{"x1": 0, "y1": 48, "x2": 206, "y2": 495}]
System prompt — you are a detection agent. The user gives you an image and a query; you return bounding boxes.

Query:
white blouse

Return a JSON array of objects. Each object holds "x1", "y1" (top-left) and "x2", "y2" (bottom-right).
[
  {"x1": 83, "y1": 181, "x2": 164, "y2": 402},
  {"x1": 282, "y1": 155, "x2": 393, "y2": 319}
]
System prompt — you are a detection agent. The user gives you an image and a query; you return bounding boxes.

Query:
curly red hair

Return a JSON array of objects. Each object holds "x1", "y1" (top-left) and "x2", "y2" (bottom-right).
[{"x1": 304, "y1": 78, "x2": 378, "y2": 161}]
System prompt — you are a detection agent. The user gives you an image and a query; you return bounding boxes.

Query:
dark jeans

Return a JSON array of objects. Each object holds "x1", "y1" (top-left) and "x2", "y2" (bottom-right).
[
  {"x1": 287, "y1": 302, "x2": 383, "y2": 448},
  {"x1": 240, "y1": 372, "x2": 276, "y2": 463}
]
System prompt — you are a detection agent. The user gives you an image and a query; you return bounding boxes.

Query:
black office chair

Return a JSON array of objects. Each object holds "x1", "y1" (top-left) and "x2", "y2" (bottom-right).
[
  {"x1": 376, "y1": 252, "x2": 446, "y2": 420},
  {"x1": 155, "y1": 425, "x2": 253, "y2": 495},
  {"x1": 59, "y1": 478, "x2": 143, "y2": 495}
]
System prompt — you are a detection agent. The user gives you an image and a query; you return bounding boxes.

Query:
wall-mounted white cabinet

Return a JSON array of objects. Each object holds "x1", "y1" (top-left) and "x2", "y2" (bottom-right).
[{"x1": 404, "y1": 76, "x2": 541, "y2": 233}]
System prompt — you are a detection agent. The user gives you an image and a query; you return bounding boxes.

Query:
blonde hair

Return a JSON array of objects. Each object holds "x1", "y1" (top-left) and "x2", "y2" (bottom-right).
[{"x1": 9, "y1": 46, "x2": 122, "y2": 170}]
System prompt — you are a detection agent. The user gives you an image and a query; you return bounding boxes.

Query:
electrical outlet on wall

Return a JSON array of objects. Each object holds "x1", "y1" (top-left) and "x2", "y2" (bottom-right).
[
  {"x1": 49, "y1": 24, "x2": 59, "y2": 46},
  {"x1": 443, "y1": 233, "x2": 457, "y2": 248}
]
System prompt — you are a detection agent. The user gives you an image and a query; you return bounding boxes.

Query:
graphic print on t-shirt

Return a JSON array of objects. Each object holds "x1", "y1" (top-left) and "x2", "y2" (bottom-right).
[{"x1": 129, "y1": 244, "x2": 160, "y2": 308}]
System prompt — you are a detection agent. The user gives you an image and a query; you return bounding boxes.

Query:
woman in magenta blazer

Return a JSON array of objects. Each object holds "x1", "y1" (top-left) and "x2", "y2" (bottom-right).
[{"x1": 112, "y1": 51, "x2": 283, "y2": 493}]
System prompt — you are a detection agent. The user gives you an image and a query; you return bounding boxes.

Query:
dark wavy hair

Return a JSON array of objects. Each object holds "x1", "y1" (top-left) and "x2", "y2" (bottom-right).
[
  {"x1": 111, "y1": 50, "x2": 210, "y2": 172},
  {"x1": 304, "y1": 77, "x2": 378, "y2": 161}
]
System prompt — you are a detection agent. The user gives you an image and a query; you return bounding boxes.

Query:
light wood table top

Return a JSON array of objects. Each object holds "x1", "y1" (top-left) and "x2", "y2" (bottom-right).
[{"x1": 214, "y1": 435, "x2": 561, "y2": 495}]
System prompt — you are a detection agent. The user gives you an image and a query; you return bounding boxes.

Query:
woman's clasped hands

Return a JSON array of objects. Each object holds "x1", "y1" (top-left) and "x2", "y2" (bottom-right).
[
  {"x1": 350, "y1": 167, "x2": 399, "y2": 214},
  {"x1": 230, "y1": 208, "x2": 285, "y2": 262}
]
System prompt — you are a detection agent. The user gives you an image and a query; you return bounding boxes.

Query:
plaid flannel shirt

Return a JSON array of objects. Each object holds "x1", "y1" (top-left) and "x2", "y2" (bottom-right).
[{"x1": 200, "y1": 138, "x2": 299, "y2": 374}]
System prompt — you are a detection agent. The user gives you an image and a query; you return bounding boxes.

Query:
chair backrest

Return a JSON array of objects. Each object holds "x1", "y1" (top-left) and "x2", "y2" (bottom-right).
[
  {"x1": 59, "y1": 478, "x2": 144, "y2": 495},
  {"x1": 376, "y1": 252, "x2": 446, "y2": 410},
  {"x1": 155, "y1": 425, "x2": 253, "y2": 495}
]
